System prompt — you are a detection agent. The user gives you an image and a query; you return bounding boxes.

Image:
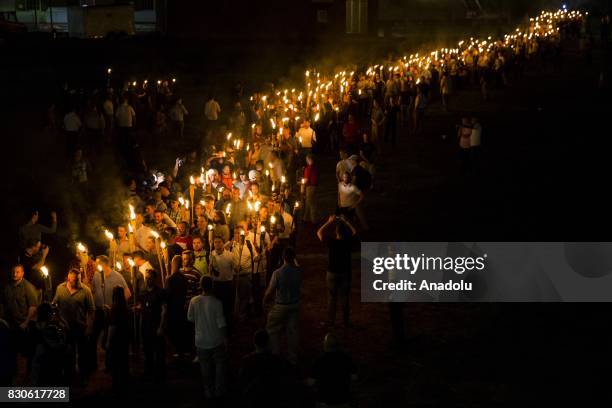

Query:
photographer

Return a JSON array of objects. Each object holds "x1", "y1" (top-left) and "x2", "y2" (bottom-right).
[
  {"x1": 20, "y1": 239, "x2": 50, "y2": 299},
  {"x1": 317, "y1": 215, "x2": 357, "y2": 328}
]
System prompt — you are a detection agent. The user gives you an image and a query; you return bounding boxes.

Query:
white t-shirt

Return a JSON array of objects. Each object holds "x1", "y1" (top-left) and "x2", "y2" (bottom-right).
[
  {"x1": 471, "y1": 123, "x2": 482, "y2": 147},
  {"x1": 296, "y1": 127, "x2": 316, "y2": 149},
  {"x1": 170, "y1": 104, "x2": 188, "y2": 122},
  {"x1": 103, "y1": 99, "x2": 114, "y2": 116},
  {"x1": 187, "y1": 295, "x2": 226, "y2": 349},
  {"x1": 134, "y1": 225, "x2": 154, "y2": 250},
  {"x1": 115, "y1": 104, "x2": 136, "y2": 128},
  {"x1": 64, "y1": 112, "x2": 82, "y2": 132},
  {"x1": 338, "y1": 182, "x2": 361, "y2": 208},
  {"x1": 204, "y1": 100, "x2": 221, "y2": 121},
  {"x1": 210, "y1": 250, "x2": 235, "y2": 281},
  {"x1": 277, "y1": 212, "x2": 294, "y2": 240}
]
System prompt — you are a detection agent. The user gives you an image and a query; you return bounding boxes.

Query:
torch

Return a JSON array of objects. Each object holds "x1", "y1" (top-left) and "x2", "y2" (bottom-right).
[
  {"x1": 207, "y1": 223, "x2": 214, "y2": 253},
  {"x1": 97, "y1": 264, "x2": 106, "y2": 306},
  {"x1": 104, "y1": 228, "x2": 115, "y2": 269},
  {"x1": 40, "y1": 265, "x2": 51, "y2": 302},
  {"x1": 76, "y1": 242, "x2": 88, "y2": 274},
  {"x1": 151, "y1": 231, "x2": 164, "y2": 284},
  {"x1": 189, "y1": 176, "x2": 196, "y2": 224},
  {"x1": 160, "y1": 241, "x2": 168, "y2": 286},
  {"x1": 127, "y1": 257, "x2": 138, "y2": 345},
  {"x1": 255, "y1": 225, "x2": 266, "y2": 276}
]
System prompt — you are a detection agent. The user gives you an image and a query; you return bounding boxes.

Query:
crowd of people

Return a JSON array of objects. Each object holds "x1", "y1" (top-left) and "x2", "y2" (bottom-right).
[{"x1": 2, "y1": 7, "x2": 589, "y2": 406}]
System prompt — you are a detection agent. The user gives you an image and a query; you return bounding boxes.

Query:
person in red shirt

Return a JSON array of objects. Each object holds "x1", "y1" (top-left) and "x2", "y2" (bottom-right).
[
  {"x1": 220, "y1": 164, "x2": 234, "y2": 190},
  {"x1": 302, "y1": 154, "x2": 319, "y2": 223},
  {"x1": 342, "y1": 114, "x2": 360, "y2": 151},
  {"x1": 175, "y1": 221, "x2": 193, "y2": 250}
]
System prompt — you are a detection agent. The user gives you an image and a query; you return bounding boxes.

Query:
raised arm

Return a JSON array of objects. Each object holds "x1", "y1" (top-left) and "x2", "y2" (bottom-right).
[{"x1": 317, "y1": 215, "x2": 336, "y2": 242}]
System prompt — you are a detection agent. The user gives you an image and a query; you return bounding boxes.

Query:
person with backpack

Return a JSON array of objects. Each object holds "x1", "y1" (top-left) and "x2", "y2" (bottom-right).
[{"x1": 31, "y1": 302, "x2": 68, "y2": 386}]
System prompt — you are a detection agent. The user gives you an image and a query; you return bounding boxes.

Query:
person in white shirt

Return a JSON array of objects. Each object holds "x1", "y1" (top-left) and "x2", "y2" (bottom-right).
[
  {"x1": 63, "y1": 109, "x2": 82, "y2": 154},
  {"x1": 209, "y1": 237, "x2": 236, "y2": 329},
  {"x1": 64, "y1": 110, "x2": 82, "y2": 132},
  {"x1": 187, "y1": 276, "x2": 227, "y2": 398},
  {"x1": 204, "y1": 96, "x2": 221, "y2": 136},
  {"x1": 133, "y1": 213, "x2": 155, "y2": 250},
  {"x1": 296, "y1": 120, "x2": 316, "y2": 160},
  {"x1": 115, "y1": 98, "x2": 136, "y2": 156},
  {"x1": 115, "y1": 98, "x2": 136, "y2": 129},
  {"x1": 338, "y1": 171, "x2": 365, "y2": 228},
  {"x1": 268, "y1": 151, "x2": 285, "y2": 184},
  {"x1": 170, "y1": 98, "x2": 188, "y2": 138}
]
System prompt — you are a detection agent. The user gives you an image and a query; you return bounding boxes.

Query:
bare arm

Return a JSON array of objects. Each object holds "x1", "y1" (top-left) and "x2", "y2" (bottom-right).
[
  {"x1": 263, "y1": 275, "x2": 277, "y2": 304},
  {"x1": 340, "y1": 215, "x2": 357, "y2": 236},
  {"x1": 317, "y1": 216, "x2": 335, "y2": 242}
]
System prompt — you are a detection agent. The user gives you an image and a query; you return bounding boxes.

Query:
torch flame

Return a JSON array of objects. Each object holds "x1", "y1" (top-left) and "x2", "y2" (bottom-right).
[
  {"x1": 41, "y1": 266, "x2": 49, "y2": 277},
  {"x1": 104, "y1": 229, "x2": 114, "y2": 240}
]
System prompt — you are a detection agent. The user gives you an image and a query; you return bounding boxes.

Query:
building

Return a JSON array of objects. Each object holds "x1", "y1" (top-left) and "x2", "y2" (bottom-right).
[{"x1": 0, "y1": 0, "x2": 160, "y2": 33}]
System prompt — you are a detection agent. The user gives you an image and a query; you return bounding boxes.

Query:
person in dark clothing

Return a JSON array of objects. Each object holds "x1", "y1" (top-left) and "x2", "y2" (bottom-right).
[
  {"x1": 317, "y1": 215, "x2": 357, "y2": 327},
  {"x1": 52, "y1": 268, "x2": 95, "y2": 384},
  {"x1": 0, "y1": 317, "x2": 15, "y2": 385},
  {"x1": 165, "y1": 263, "x2": 191, "y2": 358},
  {"x1": 384, "y1": 96, "x2": 400, "y2": 146},
  {"x1": 19, "y1": 239, "x2": 49, "y2": 298},
  {"x1": 308, "y1": 333, "x2": 357, "y2": 407},
  {"x1": 30, "y1": 302, "x2": 68, "y2": 386},
  {"x1": 106, "y1": 287, "x2": 130, "y2": 394},
  {"x1": 140, "y1": 269, "x2": 167, "y2": 381},
  {"x1": 3, "y1": 264, "x2": 40, "y2": 383}
]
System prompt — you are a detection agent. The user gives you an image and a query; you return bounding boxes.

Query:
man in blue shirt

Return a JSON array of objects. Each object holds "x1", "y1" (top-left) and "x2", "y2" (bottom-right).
[{"x1": 263, "y1": 247, "x2": 302, "y2": 364}]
